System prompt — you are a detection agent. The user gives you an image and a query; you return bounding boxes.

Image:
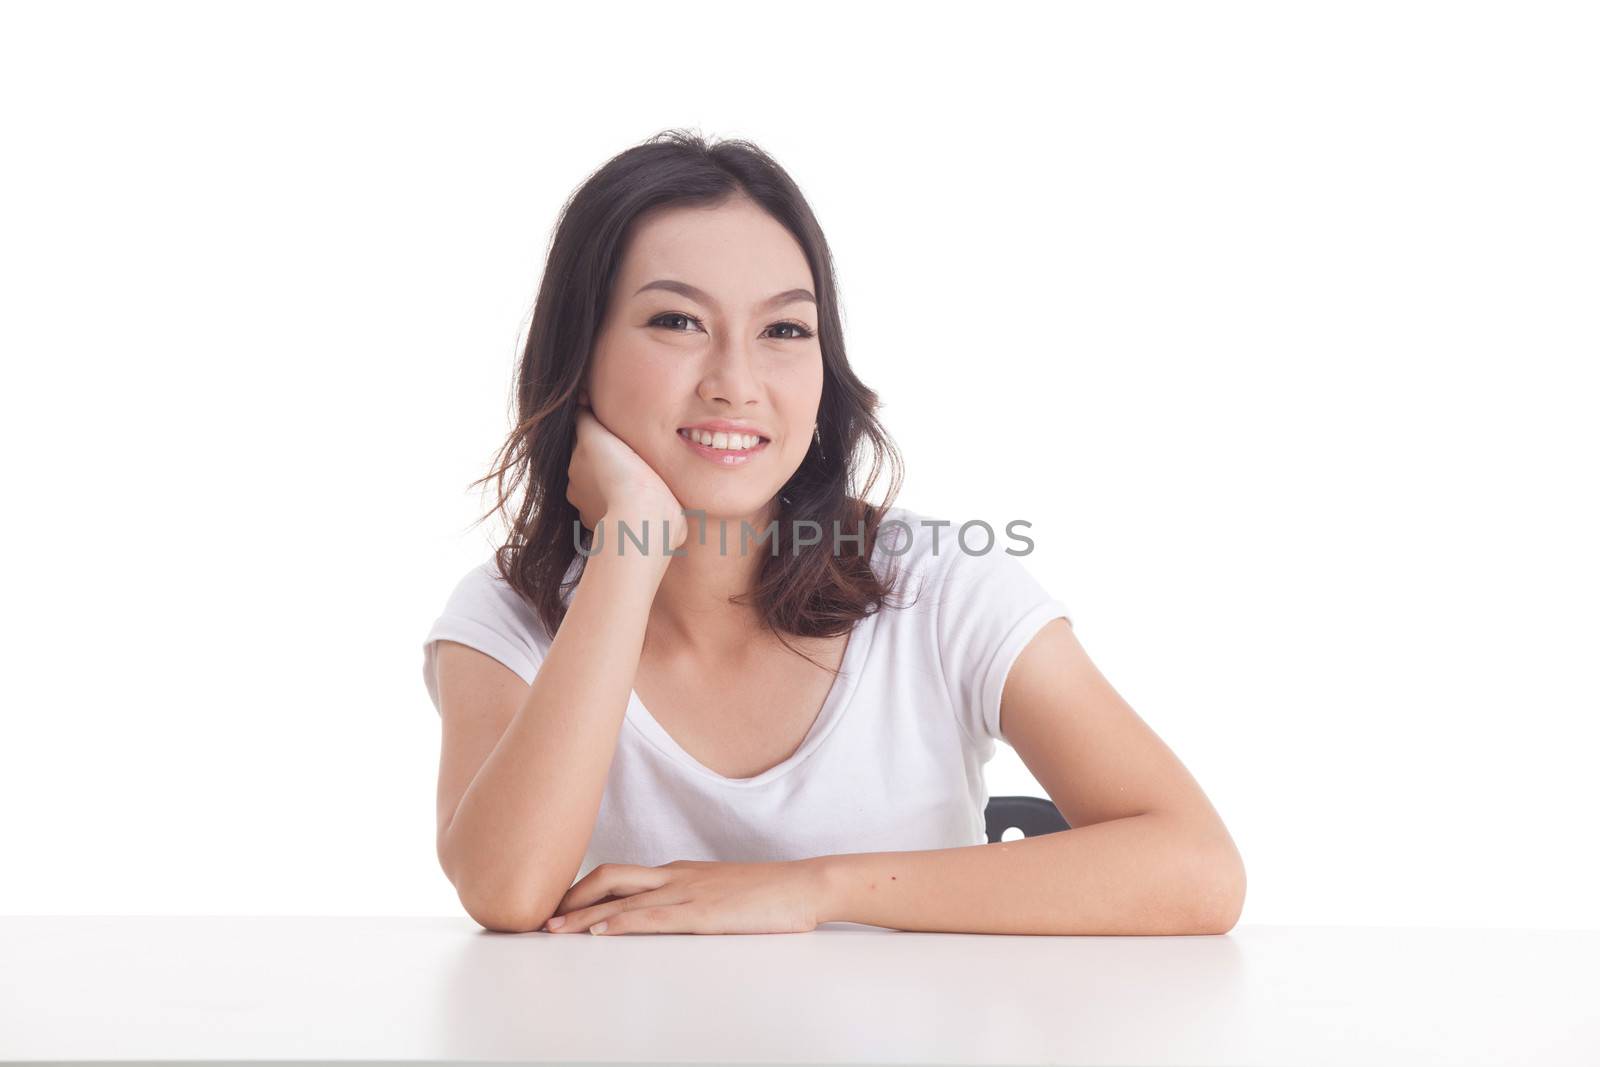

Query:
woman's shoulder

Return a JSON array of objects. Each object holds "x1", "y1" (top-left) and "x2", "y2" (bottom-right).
[
  {"x1": 870, "y1": 504, "x2": 1009, "y2": 582},
  {"x1": 427, "y1": 556, "x2": 555, "y2": 657},
  {"x1": 864, "y1": 504, "x2": 975, "y2": 622},
  {"x1": 870, "y1": 504, "x2": 1065, "y2": 621},
  {"x1": 867, "y1": 504, "x2": 1072, "y2": 751}
]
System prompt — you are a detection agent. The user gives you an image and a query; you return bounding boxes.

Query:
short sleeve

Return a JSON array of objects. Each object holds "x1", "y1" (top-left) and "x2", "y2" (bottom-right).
[
  {"x1": 933, "y1": 544, "x2": 1072, "y2": 755},
  {"x1": 421, "y1": 560, "x2": 549, "y2": 715}
]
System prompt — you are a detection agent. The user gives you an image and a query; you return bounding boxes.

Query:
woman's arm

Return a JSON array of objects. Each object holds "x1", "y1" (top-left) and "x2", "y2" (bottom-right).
[
  {"x1": 812, "y1": 616, "x2": 1246, "y2": 934},
  {"x1": 437, "y1": 526, "x2": 670, "y2": 933},
  {"x1": 536, "y1": 809, "x2": 1241, "y2": 937},
  {"x1": 811, "y1": 808, "x2": 1244, "y2": 935}
]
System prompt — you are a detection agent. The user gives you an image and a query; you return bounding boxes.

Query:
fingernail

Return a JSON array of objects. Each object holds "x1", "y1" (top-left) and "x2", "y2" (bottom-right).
[
  {"x1": 546, "y1": 916, "x2": 565, "y2": 930},
  {"x1": 591, "y1": 921, "x2": 608, "y2": 935}
]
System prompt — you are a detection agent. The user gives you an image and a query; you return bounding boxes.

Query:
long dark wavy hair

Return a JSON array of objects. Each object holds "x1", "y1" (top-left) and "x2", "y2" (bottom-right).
[{"x1": 469, "y1": 129, "x2": 908, "y2": 664}]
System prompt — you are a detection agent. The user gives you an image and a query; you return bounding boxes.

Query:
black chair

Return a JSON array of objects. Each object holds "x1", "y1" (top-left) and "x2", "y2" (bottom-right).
[{"x1": 983, "y1": 795, "x2": 1070, "y2": 842}]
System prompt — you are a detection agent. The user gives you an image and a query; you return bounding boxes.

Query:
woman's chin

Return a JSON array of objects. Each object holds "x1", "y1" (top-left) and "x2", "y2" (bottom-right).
[{"x1": 669, "y1": 486, "x2": 779, "y2": 525}]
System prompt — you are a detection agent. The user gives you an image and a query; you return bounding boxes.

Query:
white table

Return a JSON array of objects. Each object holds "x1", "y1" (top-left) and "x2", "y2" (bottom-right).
[{"x1": 1, "y1": 917, "x2": 1595, "y2": 1065}]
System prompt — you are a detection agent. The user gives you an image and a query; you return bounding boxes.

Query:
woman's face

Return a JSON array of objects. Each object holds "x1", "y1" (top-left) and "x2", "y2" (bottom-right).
[{"x1": 583, "y1": 196, "x2": 824, "y2": 521}]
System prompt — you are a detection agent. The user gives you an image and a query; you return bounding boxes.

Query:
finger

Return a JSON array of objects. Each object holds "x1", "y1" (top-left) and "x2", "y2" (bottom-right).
[
  {"x1": 557, "y1": 897, "x2": 690, "y2": 935},
  {"x1": 547, "y1": 885, "x2": 686, "y2": 933},
  {"x1": 556, "y1": 865, "x2": 669, "y2": 914},
  {"x1": 555, "y1": 872, "x2": 651, "y2": 915},
  {"x1": 589, "y1": 902, "x2": 692, "y2": 936}
]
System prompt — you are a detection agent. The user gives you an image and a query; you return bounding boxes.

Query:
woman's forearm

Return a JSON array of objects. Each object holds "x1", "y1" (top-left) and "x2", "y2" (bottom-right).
[
  {"x1": 810, "y1": 810, "x2": 1246, "y2": 935},
  {"x1": 441, "y1": 525, "x2": 669, "y2": 931}
]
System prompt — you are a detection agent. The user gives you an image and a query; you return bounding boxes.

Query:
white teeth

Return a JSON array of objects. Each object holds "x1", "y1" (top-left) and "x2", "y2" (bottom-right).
[{"x1": 686, "y1": 428, "x2": 761, "y2": 451}]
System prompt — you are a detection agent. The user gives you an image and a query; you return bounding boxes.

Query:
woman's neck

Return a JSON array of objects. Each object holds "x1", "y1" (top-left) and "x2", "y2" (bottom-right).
[{"x1": 645, "y1": 507, "x2": 778, "y2": 661}]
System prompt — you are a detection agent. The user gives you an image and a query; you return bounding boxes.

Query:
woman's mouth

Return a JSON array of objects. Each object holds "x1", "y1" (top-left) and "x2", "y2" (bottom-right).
[{"x1": 677, "y1": 427, "x2": 770, "y2": 466}]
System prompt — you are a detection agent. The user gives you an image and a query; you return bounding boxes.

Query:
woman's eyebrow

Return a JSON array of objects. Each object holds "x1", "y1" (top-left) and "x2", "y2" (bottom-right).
[{"x1": 633, "y1": 278, "x2": 816, "y2": 311}]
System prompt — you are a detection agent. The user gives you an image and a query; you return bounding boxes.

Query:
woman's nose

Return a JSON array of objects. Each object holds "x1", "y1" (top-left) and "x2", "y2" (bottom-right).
[{"x1": 698, "y1": 339, "x2": 763, "y2": 405}]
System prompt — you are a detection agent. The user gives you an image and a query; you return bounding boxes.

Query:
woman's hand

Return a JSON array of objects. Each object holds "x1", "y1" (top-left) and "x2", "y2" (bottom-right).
[
  {"x1": 543, "y1": 859, "x2": 830, "y2": 935},
  {"x1": 567, "y1": 393, "x2": 688, "y2": 553}
]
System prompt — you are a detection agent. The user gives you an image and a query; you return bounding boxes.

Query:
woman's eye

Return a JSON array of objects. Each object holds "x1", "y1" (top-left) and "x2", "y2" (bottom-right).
[
  {"x1": 767, "y1": 321, "x2": 815, "y2": 340},
  {"x1": 650, "y1": 312, "x2": 702, "y2": 333},
  {"x1": 648, "y1": 313, "x2": 814, "y2": 340}
]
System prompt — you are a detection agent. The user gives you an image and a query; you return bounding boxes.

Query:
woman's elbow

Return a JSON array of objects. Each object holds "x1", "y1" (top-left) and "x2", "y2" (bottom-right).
[
  {"x1": 1198, "y1": 854, "x2": 1247, "y2": 934},
  {"x1": 461, "y1": 890, "x2": 547, "y2": 934}
]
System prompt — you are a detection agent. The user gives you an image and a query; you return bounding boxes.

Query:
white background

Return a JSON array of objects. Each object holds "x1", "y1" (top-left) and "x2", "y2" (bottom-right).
[{"x1": 2, "y1": 1, "x2": 1594, "y2": 929}]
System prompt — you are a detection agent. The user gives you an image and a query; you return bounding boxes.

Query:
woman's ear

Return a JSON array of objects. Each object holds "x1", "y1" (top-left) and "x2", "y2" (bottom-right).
[{"x1": 577, "y1": 387, "x2": 591, "y2": 408}]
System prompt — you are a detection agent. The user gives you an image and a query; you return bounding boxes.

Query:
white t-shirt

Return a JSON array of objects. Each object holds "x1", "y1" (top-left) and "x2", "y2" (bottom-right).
[{"x1": 421, "y1": 505, "x2": 1071, "y2": 883}]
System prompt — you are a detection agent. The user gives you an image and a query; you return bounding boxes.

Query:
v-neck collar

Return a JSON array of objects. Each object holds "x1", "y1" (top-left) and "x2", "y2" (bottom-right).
[{"x1": 623, "y1": 606, "x2": 881, "y2": 788}]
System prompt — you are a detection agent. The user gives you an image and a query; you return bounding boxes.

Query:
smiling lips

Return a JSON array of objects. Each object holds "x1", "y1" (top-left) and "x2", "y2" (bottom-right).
[{"x1": 677, "y1": 427, "x2": 769, "y2": 466}]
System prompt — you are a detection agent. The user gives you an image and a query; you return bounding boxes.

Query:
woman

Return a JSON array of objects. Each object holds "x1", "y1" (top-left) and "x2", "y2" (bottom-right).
[{"x1": 422, "y1": 130, "x2": 1246, "y2": 936}]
